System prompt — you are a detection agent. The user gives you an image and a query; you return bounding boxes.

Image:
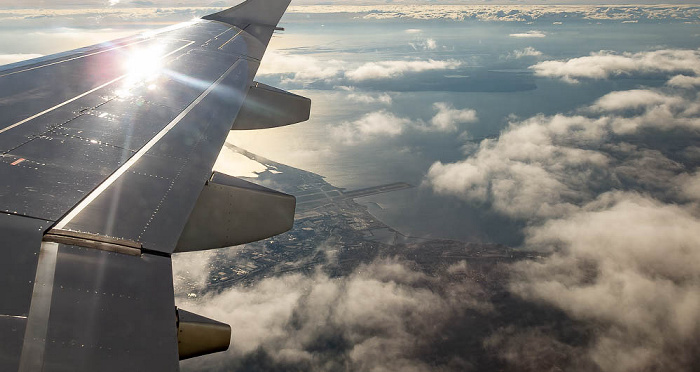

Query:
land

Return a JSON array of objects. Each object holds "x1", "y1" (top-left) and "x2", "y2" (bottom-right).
[
  {"x1": 174, "y1": 144, "x2": 538, "y2": 293},
  {"x1": 174, "y1": 147, "x2": 591, "y2": 372}
]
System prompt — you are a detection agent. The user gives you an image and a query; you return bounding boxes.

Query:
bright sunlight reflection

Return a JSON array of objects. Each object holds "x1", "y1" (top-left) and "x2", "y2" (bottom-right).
[{"x1": 116, "y1": 44, "x2": 166, "y2": 97}]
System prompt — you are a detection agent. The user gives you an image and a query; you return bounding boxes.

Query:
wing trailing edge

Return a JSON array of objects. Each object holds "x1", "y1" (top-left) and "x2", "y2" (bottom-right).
[{"x1": 231, "y1": 81, "x2": 311, "y2": 130}]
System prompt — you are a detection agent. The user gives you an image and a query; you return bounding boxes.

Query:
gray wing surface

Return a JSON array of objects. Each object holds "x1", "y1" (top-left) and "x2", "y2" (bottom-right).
[{"x1": 0, "y1": 0, "x2": 309, "y2": 370}]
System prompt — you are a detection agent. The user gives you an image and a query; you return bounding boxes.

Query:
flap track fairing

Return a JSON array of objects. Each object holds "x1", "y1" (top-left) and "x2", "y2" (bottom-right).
[
  {"x1": 175, "y1": 171, "x2": 296, "y2": 252},
  {"x1": 176, "y1": 308, "x2": 231, "y2": 360},
  {"x1": 231, "y1": 81, "x2": 311, "y2": 130}
]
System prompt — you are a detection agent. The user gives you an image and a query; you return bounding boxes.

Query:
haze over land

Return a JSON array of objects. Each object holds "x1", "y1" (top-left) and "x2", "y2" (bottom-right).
[{"x1": 3, "y1": 2, "x2": 700, "y2": 371}]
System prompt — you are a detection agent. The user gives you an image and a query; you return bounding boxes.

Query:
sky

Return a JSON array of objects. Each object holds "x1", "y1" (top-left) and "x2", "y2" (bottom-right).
[
  {"x1": 3, "y1": 2, "x2": 700, "y2": 371},
  {"x1": 2, "y1": 0, "x2": 700, "y2": 8}
]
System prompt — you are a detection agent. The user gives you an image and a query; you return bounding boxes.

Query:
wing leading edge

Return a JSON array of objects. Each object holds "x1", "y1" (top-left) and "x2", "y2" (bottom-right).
[{"x1": 0, "y1": 0, "x2": 309, "y2": 370}]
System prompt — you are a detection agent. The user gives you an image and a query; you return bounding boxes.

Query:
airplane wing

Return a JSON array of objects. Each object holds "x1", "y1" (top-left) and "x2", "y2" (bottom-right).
[{"x1": 0, "y1": 0, "x2": 310, "y2": 370}]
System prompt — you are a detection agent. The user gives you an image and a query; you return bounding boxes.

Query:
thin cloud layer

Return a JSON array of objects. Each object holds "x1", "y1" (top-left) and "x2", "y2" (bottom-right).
[
  {"x1": 336, "y1": 86, "x2": 393, "y2": 105},
  {"x1": 258, "y1": 50, "x2": 345, "y2": 84},
  {"x1": 290, "y1": 5, "x2": 700, "y2": 22},
  {"x1": 409, "y1": 38, "x2": 438, "y2": 51},
  {"x1": 4, "y1": 5, "x2": 700, "y2": 25},
  {"x1": 509, "y1": 30, "x2": 546, "y2": 38},
  {"x1": 345, "y1": 59, "x2": 461, "y2": 82},
  {"x1": 425, "y1": 49, "x2": 700, "y2": 371},
  {"x1": 506, "y1": 47, "x2": 543, "y2": 59},
  {"x1": 0, "y1": 53, "x2": 42, "y2": 65},
  {"x1": 531, "y1": 49, "x2": 700, "y2": 83}
]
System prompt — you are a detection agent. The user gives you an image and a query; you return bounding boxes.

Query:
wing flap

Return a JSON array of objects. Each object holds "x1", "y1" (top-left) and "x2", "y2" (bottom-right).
[{"x1": 35, "y1": 243, "x2": 179, "y2": 372}]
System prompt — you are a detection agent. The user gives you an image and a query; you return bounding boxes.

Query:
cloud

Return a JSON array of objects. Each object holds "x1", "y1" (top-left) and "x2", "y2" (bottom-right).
[
  {"x1": 323, "y1": 5, "x2": 700, "y2": 22},
  {"x1": 675, "y1": 171, "x2": 700, "y2": 202},
  {"x1": 347, "y1": 91, "x2": 392, "y2": 104},
  {"x1": 506, "y1": 47, "x2": 543, "y2": 59},
  {"x1": 5, "y1": 4, "x2": 700, "y2": 23},
  {"x1": 426, "y1": 113, "x2": 612, "y2": 219},
  {"x1": 337, "y1": 86, "x2": 393, "y2": 105},
  {"x1": 591, "y1": 89, "x2": 700, "y2": 134},
  {"x1": 668, "y1": 74, "x2": 700, "y2": 89},
  {"x1": 509, "y1": 30, "x2": 546, "y2": 38},
  {"x1": 509, "y1": 193, "x2": 700, "y2": 371},
  {"x1": 425, "y1": 48, "x2": 700, "y2": 371},
  {"x1": 332, "y1": 111, "x2": 411, "y2": 144},
  {"x1": 345, "y1": 59, "x2": 460, "y2": 81},
  {"x1": 425, "y1": 91, "x2": 700, "y2": 219},
  {"x1": 0, "y1": 53, "x2": 42, "y2": 65},
  {"x1": 333, "y1": 103, "x2": 478, "y2": 144},
  {"x1": 258, "y1": 50, "x2": 344, "y2": 84},
  {"x1": 590, "y1": 89, "x2": 683, "y2": 112},
  {"x1": 429, "y1": 102, "x2": 478, "y2": 132},
  {"x1": 258, "y1": 51, "x2": 459, "y2": 85},
  {"x1": 172, "y1": 250, "x2": 217, "y2": 293},
  {"x1": 409, "y1": 38, "x2": 437, "y2": 51},
  {"x1": 531, "y1": 49, "x2": 700, "y2": 83},
  {"x1": 179, "y1": 258, "x2": 491, "y2": 372}
]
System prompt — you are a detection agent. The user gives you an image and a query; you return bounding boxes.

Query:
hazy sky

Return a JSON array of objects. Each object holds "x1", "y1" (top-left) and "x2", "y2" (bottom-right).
[{"x1": 2, "y1": 0, "x2": 700, "y2": 9}]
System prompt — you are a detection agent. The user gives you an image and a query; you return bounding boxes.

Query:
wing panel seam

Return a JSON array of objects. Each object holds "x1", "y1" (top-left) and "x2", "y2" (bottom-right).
[
  {"x1": 0, "y1": 40, "x2": 195, "y2": 136},
  {"x1": 54, "y1": 59, "x2": 242, "y2": 231}
]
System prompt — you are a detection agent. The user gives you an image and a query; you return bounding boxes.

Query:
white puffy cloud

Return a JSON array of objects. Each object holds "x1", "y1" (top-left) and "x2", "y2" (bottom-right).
[
  {"x1": 347, "y1": 91, "x2": 392, "y2": 104},
  {"x1": 531, "y1": 49, "x2": 700, "y2": 83},
  {"x1": 668, "y1": 74, "x2": 700, "y2": 89},
  {"x1": 426, "y1": 113, "x2": 612, "y2": 219},
  {"x1": 333, "y1": 110, "x2": 411, "y2": 144},
  {"x1": 333, "y1": 103, "x2": 478, "y2": 144},
  {"x1": 345, "y1": 59, "x2": 460, "y2": 81},
  {"x1": 590, "y1": 89, "x2": 683, "y2": 112},
  {"x1": 429, "y1": 102, "x2": 478, "y2": 132},
  {"x1": 425, "y1": 96, "x2": 700, "y2": 218},
  {"x1": 425, "y1": 48, "x2": 700, "y2": 371},
  {"x1": 592, "y1": 89, "x2": 700, "y2": 134},
  {"x1": 509, "y1": 193, "x2": 700, "y2": 372},
  {"x1": 675, "y1": 171, "x2": 700, "y2": 201},
  {"x1": 178, "y1": 259, "x2": 490, "y2": 372},
  {"x1": 258, "y1": 51, "x2": 460, "y2": 85}
]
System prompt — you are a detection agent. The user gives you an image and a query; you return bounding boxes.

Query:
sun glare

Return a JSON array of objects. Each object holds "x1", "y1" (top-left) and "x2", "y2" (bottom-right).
[{"x1": 117, "y1": 44, "x2": 166, "y2": 97}]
